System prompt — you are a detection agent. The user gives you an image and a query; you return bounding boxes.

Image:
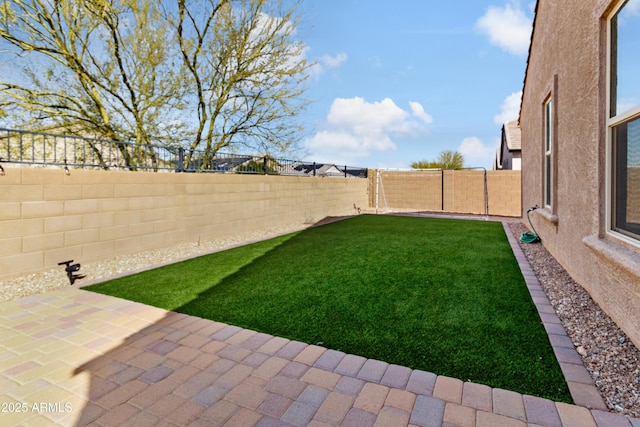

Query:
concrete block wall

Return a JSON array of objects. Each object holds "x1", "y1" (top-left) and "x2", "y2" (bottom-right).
[
  {"x1": 442, "y1": 170, "x2": 486, "y2": 215},
  {"x1": 487, "y1": 170, "x2": 522, "y2": 217},
  {"x1": 368, "y1": 170, "x2": 521, "y2": 217},
  {"x1": 0, "y1": 168, "x2": 369, "y2": 281},
  {"x1": 371, "y1": 170, "x2": 443, "y2": 211}
]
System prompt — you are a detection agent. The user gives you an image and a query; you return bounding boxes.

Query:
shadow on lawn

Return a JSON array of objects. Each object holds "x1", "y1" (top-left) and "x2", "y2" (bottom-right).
[{"x1": 72, "y1": 215, "x2": 574, "y2": 424}]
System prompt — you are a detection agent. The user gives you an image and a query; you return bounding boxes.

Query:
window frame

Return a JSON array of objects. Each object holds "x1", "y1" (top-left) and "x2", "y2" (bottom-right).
[
  {"x1": 606, "y1": 0, "x2": 640, "y2": 247},
  {"x1": 544, "y1": 97, "x2": 553, "y2": 209}
]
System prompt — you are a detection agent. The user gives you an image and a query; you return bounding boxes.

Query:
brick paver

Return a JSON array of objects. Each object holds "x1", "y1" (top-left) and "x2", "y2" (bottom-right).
[
  {"x1": 492, "y1": 388, "x2": 526, "y2": 421},
  {"x1": 353, "y1": 382, "x2": 390, "y2": 414},
  {"x1": 356, "y1": 358, "x2": 389, "y2": 383},
  {"x1": 410, "y1": 394, "x2": 445, "y2": 427},
  {"x1": 293, "y1": 345, "x2": 326, "y2": 366},
  {"x1": 375, "y1": 406, "x2": 411, "y2": 426},
  {"x1": 476, "y1": 410, "x2": 527, "y2": 427},
  {"x1": 342, "y1": 407, "x2": 377, "y2": 427},
  {"x1": 380, "y1": 363, "x2": 412, "y2": 389},
  {"x1": 275, "y1": 340, "x2": 307, "y2": 360},
  {"x1": 334, "y1": 353, "x2": 367, "y2": 376},
  {"x1": 224, "y1": 382, "x2": 270, "y2": 410},
  {"x1": 313, "y1": 349, "x2": 346, "y2": 371},
  {"x1": 200, "y1": 399, "x2": 239, "y2": 425},
  {"x1": 252, "y1": 357, "x2": 289, "y2": 380},
  {"x1": 405, "y1": 369, "x2": 437, "y2": 396},
  {"x1": 264, "y1": 375, "x2": 307, "y2": 400},
  {"x1": 556, "y1": 402, "x2": 598, "y2": 427},
  {"x1": 523, "y1": 394, "x2": 563, "y2": 426},
  {"x1": 385, "y1": 388, "x2": 417, "y2": 413},
  {"x1": 444, "y1": 402, "x2": 476, "y2": 427},
  {"x1": 462, "y1": 381, "x2": 493, "y2": 412},
  {"x1": 300, "y1": 367, "x2": 341, "y2": 390},
  {"x1": 257, "y1": 393, "x2": 294, "y2": 418},
  {"x1": 279, "y1": 360, "x2": 309, "y2": 379},
  {"x1": 313, "y1": 391, "x2": 354, "y2": 424},
  {"x1": 432, "y1": 376, "x2": 464, "y2": 404},
  {"x1": 0, "y1": 219, "x2": 637, "y2": 426},
  {"x1": 258, "y1": 336, "x2": 290, "y2": 355},
  {"x1": 335, "y1": 375, "x2": 366, "y2": 397}
]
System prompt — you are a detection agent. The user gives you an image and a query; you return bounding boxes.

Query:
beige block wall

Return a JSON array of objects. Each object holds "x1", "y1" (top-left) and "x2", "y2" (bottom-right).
[
  {"x1": 0, "y1": 168, "x2": 369, "y2": 281},
  {"x1": 487, "y1": 171, "x2": 522, "y2": 217},
  {"x1": 368, "y1": 170, "x2": 521, "y2": 217},
  {"x1": 371, "y1": 170, "x2": 443, "y2": 211},
  {"x1": 442, "y1": 170, "x2": 486, "y2": 215}
]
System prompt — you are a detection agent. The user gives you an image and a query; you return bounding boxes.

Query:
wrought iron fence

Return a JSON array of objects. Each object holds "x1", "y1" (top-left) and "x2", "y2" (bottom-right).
[{"x1": 0, "y1": 128, "x2": 367, "y2": 178}]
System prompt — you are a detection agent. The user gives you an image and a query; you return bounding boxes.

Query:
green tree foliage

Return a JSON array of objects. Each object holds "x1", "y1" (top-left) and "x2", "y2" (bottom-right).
[
  {"x1": 411, "y1": 150, "x2": 465, "y2": 169},
  {"x1": 0, "y1": 0, "x2": 311, "y2": 169}
]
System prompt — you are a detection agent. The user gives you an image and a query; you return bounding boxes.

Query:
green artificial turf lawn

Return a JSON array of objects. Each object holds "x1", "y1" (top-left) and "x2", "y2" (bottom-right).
[{"x1": 87, "y1": 215, "x2": 572, "y2": 402}]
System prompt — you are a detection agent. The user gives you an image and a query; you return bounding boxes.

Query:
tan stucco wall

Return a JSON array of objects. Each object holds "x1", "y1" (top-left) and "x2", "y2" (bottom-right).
[
  {"x1": 0, "y1": 168, "x2": 369, "y2": 281},
  {"x1": 368, "y1": 170, "x2": 521, "y2": 217},
  {"x1": 521, "y1": 0, "x2": 640, "y2": 346}
]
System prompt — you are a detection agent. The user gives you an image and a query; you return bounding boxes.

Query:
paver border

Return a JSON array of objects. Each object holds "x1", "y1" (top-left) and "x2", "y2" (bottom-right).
[{"x1": 501, "y1": 221, "x2": 608, "y2": 410}]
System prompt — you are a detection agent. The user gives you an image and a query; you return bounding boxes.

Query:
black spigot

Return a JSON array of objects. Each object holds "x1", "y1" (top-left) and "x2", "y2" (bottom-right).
[{"x1": 58, "y1": 260, "x2": 86, "y2": 285}]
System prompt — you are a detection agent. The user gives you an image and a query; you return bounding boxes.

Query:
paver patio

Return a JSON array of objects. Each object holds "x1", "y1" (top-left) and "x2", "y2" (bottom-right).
[{"x1": 1, "y1": 220, "x2": 638, "y2": 426}]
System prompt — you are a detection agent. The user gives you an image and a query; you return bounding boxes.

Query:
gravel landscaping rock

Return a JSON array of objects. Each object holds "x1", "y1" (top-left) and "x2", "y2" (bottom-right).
[
  {"x1": 0, "y1": 221, "x2": 307, "y2": 302},
  {"x1": 510, "y1": 221, "x2": 640, "y2": 418}
]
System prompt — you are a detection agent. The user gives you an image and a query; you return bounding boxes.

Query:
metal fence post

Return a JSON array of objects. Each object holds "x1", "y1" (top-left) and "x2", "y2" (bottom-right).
[
  {"x1": 263, "y1": 156, "x2": 267, "y2": 175},
  {"x1": 441, "y1": 169, "x2": 444, "y2": 211},
  {"x1": 178, "y1": 147, "x2": 185, "y2": 172},
  {"x1": 483, "y1": 168, "x2": 489, "y2": 218}
]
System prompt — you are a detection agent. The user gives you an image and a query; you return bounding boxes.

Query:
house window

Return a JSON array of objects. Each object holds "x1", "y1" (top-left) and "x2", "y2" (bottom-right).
[
  {"x1": 609, "y1": 0, "x2": 640, "y2": 241},
  {"x1": 544, "y1": 98, "x2": 553, "y2": 208}
]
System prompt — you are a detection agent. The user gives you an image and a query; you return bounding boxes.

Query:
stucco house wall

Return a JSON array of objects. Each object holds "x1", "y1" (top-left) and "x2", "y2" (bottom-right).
[
  {"x1": 521, "y1": 0, "x2": 640, "y2": 347},
  {"x1": 495, "y1": 121, "x2": 522, "y2": 171}
]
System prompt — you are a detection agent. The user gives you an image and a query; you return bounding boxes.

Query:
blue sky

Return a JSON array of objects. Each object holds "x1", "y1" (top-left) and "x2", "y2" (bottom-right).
[{"x1": 296, "y1": 1, "x2": 536, "y2": 169}]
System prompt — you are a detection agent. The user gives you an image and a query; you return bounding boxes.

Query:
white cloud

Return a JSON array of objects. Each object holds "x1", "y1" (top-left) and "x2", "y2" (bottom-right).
[
  {"x1": 617, "y1": 98, "x2": 640, "y2": 116},
  {"x1": 627, "y1": 0, "x2": 640, "y2": 14},
  {"x1": 476, "y1": 2, "x2": 533, "y2": 56},
  {"x1": 305, "y1": 97, "x2": 432, "y2": 165},
  {"x1": 309, "y1": 52, "x2": 348, "y2": 78},
  {"x1": 494, "y1": 91, "x2": 522, "y2": 125},
  {"x1": 319, "y1": 52, "x2": 347, "y2": 69},
  {"x1": 409, "y1": 101, "x2": 434, "y2": 124},
  {"x1": 458, "y1": 136, "x2": 500, "y2": 169}
]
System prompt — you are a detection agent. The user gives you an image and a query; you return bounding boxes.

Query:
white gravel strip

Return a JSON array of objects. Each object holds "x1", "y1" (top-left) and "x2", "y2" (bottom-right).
[
  {"x1": 510, "y1": 222, "x2": 640, "y2": 418},
  {"x1": 0, "y1": 221, "x2": 308, "y2": 302}
]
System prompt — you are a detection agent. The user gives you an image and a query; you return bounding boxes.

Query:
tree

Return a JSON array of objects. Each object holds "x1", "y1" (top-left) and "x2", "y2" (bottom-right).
[
  {"x1": 0, "y1": 0, "x2": 311, "y2": 169},
  {"x1": 175, "y1": 0, "x2": 312, "y2": 169},
  {"x1": 411, "y1": 150, "x2": 465, "y2": 169},
  {"x1": 0, "y1": 0, "x2": 184, "y2": 169}
]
